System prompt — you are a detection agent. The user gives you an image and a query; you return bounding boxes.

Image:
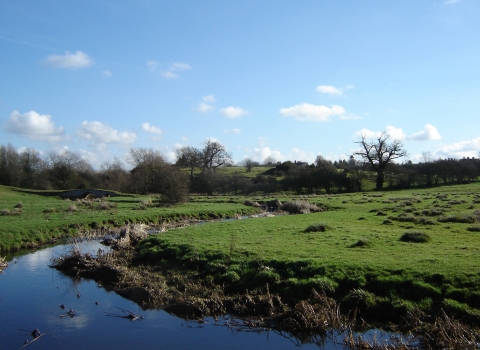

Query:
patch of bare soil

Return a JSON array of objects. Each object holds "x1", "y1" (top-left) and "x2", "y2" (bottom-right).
[{"x1": 50, "y1": 224, "x2": 480, "y2": 349}]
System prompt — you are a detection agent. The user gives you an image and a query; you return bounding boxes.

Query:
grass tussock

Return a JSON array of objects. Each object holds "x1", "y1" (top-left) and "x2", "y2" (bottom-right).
[
  {"x1": 438, "y1": 214, "x2": 478, "y2": 224},
  {"x1": 350, "y1": 239, "x2": 372, "y2": 248},
  {"x1": 303, "y1": 222, "x2": 331, "y2": 233},
  {"x1": 281, "y1": 200, "x2": 322, "y2": 214},
  {"x1": 400, "y1": 231, "x2": 431, "y2": 243}
]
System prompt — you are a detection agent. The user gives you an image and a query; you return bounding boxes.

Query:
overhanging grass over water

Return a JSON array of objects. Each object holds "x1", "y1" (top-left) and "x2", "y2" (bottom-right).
[{"x1": 137, "y1": 183, "x2": 480, "y2": 323}]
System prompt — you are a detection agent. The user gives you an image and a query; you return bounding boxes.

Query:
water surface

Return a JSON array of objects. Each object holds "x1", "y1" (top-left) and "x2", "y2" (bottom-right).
[{"x1": 1, "y1": 242, "x2": 347, "y2": 349}]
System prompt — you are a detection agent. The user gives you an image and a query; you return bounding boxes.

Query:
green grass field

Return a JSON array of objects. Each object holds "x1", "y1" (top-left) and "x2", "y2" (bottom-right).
[
  {"x1": 137, "y1": 183, "x2": 480, "y2": 323},
  {"x1": 0, "y1": 186, "x2": 260, "y2": 251}
]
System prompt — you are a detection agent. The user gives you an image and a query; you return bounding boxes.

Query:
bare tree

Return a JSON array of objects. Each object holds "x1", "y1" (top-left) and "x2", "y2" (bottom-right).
[
  {"x1": 175, "y1": 146, "x2": 202, "y2": 179},
  {"x1": 263, "y1": 156, "x2": 277, "y2": 166},
  {"x1": 354, "y1": 132, "x2": 407, "y2": 190},
  {"x1": 241, "y1": 157, "x2": 259, "y2": 172},
  {"x1": 201, "y1": 139, "x2": 232, "y2": 172}
]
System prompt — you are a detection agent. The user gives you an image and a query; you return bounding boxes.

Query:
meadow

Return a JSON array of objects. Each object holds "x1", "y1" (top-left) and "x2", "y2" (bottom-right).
[
  {"x1": 137, "y1": 183, "x2": 480, "y2": 323},
  {"x1": 0, "y1": 185, "x2": 260, "y2": 251}
]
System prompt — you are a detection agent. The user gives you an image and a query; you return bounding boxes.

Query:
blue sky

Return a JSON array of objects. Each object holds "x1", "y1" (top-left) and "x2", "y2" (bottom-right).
[{"x1": 1, "y1": 0, "x2": 479, "y2": 169}]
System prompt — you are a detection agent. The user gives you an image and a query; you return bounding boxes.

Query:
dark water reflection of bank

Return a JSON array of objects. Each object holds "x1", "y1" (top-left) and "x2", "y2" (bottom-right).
[{"x1": 0, "y1": 241, "x2": 350, "y2": 349}]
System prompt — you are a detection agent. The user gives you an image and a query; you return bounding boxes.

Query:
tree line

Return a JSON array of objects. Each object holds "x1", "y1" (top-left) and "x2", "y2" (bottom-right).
[{"x1": 1, "y1": 135, "x2": 479, "y2": 203}]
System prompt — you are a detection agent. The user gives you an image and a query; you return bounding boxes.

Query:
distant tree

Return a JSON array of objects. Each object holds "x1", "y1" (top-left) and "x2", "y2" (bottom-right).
[
  {"x1": 129, "y1": 148, "x2": 188, "y2": 203},
  {"x1": 0, "y1": 144, "x2": 20, "y2": 186},
  {"x1": 99, "y1": 157, "x2": 130, "y2": 192},
  {"x1": 175, "y1": 146, "x2": 202, "y2": 179},
  {"x1": 241, "y1": 157, "x2": 260, "y2": 172},
  {"x1": 19, "y1": 148, "x2": 46, "y2": 188},
  {"x1": 354, "y1": 132, "x2": 408, "y2": 190},
  {"x1": 201, "y1": 139, "x2": 232, "y2": 172},
  {"x1": 263, "y1": 156, "x2": 277, "y2": 167},
  {"x1": 47, "y1": 151, "x2": 88, "y2": 189}
]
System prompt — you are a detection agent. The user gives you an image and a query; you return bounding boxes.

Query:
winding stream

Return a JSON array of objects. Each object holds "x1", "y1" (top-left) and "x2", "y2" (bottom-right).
[{"x1": 0, "y1": 241, "x2": 352, "y2": 349}]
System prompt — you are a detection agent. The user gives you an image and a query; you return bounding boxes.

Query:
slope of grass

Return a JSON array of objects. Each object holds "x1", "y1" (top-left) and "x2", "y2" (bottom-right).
[{"x1": 137, "y1": 182, "x2": 480, "y2": 323}]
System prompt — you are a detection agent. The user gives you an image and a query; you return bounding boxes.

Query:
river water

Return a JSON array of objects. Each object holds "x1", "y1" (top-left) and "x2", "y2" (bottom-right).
[{"x1": 0, "y1": 241, "x2": 360, "y2": 350}]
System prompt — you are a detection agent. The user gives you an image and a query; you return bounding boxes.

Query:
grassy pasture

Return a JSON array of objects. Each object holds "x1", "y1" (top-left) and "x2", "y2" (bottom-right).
[
  {"x1": 138, "y1": 183, "x2": 480, "y2": 323},
  {"x1": 0, "y1": 186, "x2": 260, "y2": 251}
]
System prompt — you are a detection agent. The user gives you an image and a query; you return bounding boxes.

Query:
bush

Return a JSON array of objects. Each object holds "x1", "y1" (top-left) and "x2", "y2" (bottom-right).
[
  {"x1": 304, "y1": 222, "x2": 331, "y2": 233},
  {"x1": 400, "y1": 231, "x2": 431, "y2": 243}
]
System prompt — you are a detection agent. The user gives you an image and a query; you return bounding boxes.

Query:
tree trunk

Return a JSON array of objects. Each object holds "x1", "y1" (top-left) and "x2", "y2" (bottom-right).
[{"x1": 376, "y1": 170, "x2": 385, "y2": 190}]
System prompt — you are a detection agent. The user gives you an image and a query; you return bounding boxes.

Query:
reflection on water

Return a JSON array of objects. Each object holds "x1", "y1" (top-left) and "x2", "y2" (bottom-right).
[{"x1": 0, "y1": 241, "x2": 329, "y2": 349}]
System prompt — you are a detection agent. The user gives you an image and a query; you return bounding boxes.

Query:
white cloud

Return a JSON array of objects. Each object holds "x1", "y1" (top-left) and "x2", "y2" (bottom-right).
[
  {"x1": 219, "y1": 106, "x2": 249, "y2": 119},
  {"x1": 142, "y1": 122, "x2": 162, "y2": 141},
  {"x1": 258, "y1": 137, "x2": 268, "y2": 147},
  {"x1": 436, "y1": 137, "x2": 480, "y2": 159},
  {"x1": 43, "y1": 51, "x2": 93, "y2": 69},
  {"x1": 250, "y1": 146, "x2": 317, "y2": 164},
  {"x1": 316, "y1": 85, "x2": 354, "y2": 95},
  {"x1": 354, "y1": 126, "x2": 406, "y2": 140},
  {"x1": 77, "y1": 121, "x2": 137, "y2": 145},
  {"x1": 280, "y1": 103, "x2": 345, "y2": 121},
  {"x1": 102, "y1": 70, "x2": 113, "y2": 78},
  {"x1": 161, "y1": 61, "x2": 191, "y2": 79},
  {"x1": 223, "y1": 128, "x2": 241, "y2": 134},
  {"x1": 408, "y1": 124, "x2": 441, "y2": 141},
  {"x1": 316, "y1": 85, "x2": 342, "y2": 95},
  {"x1": 3, "y1": 110, "x2": 65, "y2": 143},
  {"x1": 170, "y1": 62, "x2": 191, "y2": 71},
  {"x1": 203, "y1": 95, "x2": 215, "y2": 104},
  {"x1": 194, "y1": 95, "x2": 216, "y2": 113},
  {"x1": 161, "y1": 71, "x2": 179, "y2": 79}
]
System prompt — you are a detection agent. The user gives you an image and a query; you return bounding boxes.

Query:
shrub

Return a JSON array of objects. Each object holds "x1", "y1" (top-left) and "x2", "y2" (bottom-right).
[
  {"x1": 400, "y1": 231, "x2": 431, "y2": 243},
  {"x1": 304, "y1": 222, "x2": 331, "y2": 233}
]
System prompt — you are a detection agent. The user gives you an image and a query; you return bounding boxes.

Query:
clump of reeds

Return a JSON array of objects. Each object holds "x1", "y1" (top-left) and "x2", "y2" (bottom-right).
[
  {"x1": 97, "y1": 200, "x2": 116, "y2": 210},
  {"x1": 421, "y1": 309, "x2": 480, "y2": 349},
  {"x1": 400, "y1": 231, "x2": 431, "y2": 243},
  {"x1": 0, "y1": 256, "x2": 8, "y2": 272},
  {"x1": 281, "y1": 200, "x2": 322, "y2": 214},
  {"x1": 66, "y1": 204, "x2": 78, "y2": 212},
  {"x1": 304, "y1": 222, "x2": 331, "y2": 233}
]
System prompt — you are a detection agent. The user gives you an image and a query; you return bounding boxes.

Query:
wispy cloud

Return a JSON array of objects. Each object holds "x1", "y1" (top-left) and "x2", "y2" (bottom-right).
[
  {"x1": 102, "y1": 70, "x2": 113, "y2": 78},
  {"x1": 223, "y1": 128, "x2": 241, "y2": 134},
  {"x1": 3, "y1": 110, "x2": 65, "y2": 143},
  {"x1": 161, "y1": 61, "x2": 191, "y2": 79},
  {"x1": 444, "y1": 0, "x2": 460, "y2": 5},
  {"x1": 142, "y1": 122, "x2": 163, "y2": 141},
  {"x1": 43, "y1": 51, "x2": 94, "y2": 69},
  {"x1": 316, "y1": 85, "x2": 354, "y2": 95},
  {"x1": 280, "y1": 103, "x2": 345, "y2": 122},
  {"x1": 219, "y1": 106, "x2": 249, "y2": 119},
  {"x1": 194, "y1": 95, "x2": 216, "y2": 113}
]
